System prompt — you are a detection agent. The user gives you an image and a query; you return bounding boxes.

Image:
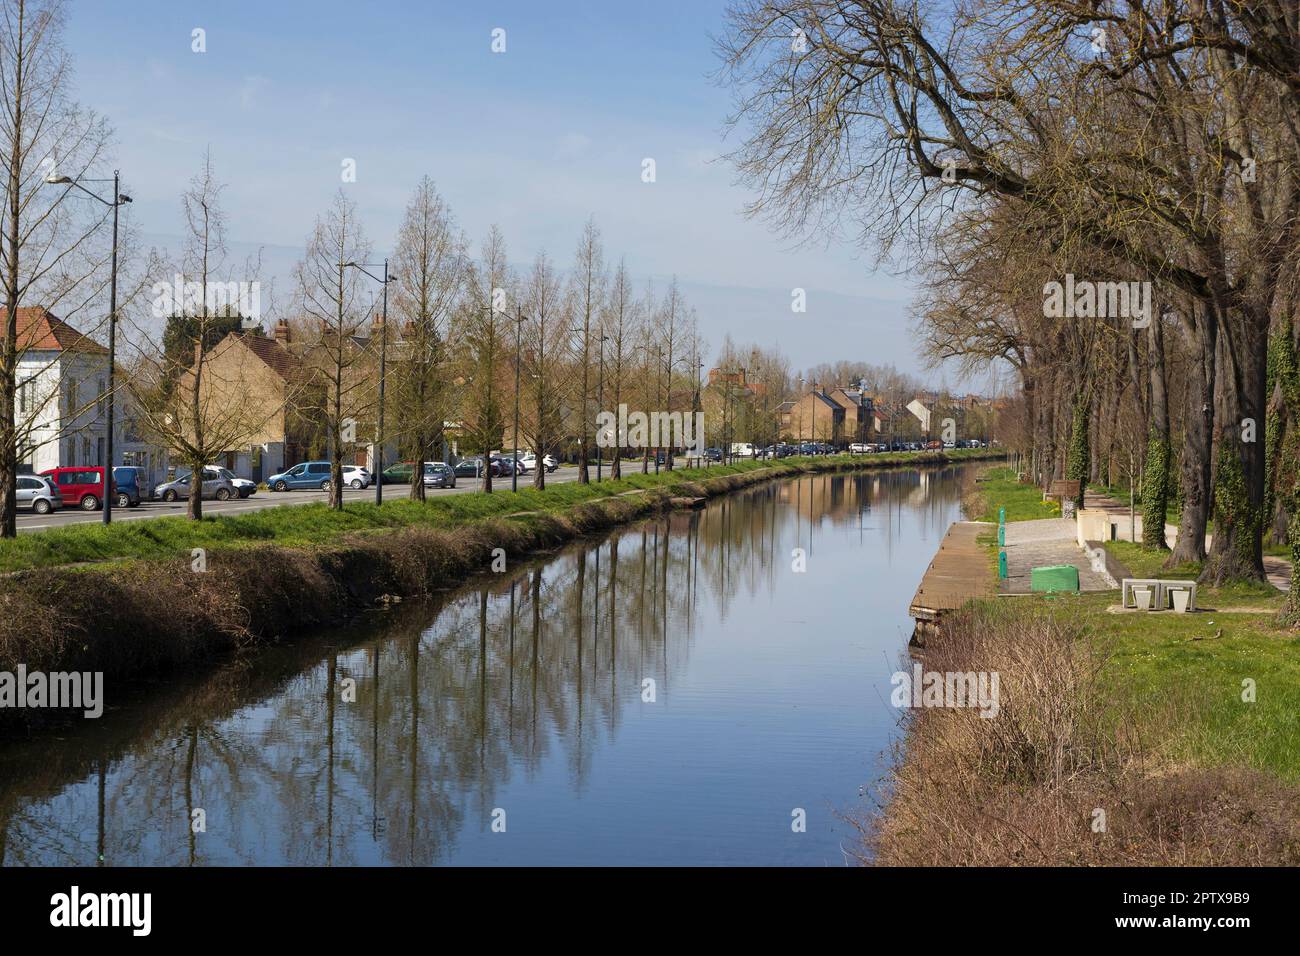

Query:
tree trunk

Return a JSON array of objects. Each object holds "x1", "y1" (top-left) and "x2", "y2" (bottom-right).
[
  {"x1": 1143, "y1": 317, "x2": 1171, "y2": 550},
  {"x1": 1201, "y1": 305, "x2": 1267, "y2": 584},
  {"x1": 1169, "y1": 302, "x2": 1216, "y2": 567}
]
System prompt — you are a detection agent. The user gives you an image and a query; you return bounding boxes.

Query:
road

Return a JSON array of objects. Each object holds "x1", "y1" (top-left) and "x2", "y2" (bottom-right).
[{"x1": 16, "y1": 466, "x2": 585, "y2": 533}]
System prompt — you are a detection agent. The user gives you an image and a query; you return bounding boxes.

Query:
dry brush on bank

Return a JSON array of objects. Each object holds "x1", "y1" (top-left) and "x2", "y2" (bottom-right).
[{"x1": 868, "y1": 604, "x2": 1300, "y2": 866}]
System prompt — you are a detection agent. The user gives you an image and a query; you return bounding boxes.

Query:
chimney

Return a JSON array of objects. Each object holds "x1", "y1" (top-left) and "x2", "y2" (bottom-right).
[{"x1": 274, "y1": 319, "x2": 291, "y2": 344}]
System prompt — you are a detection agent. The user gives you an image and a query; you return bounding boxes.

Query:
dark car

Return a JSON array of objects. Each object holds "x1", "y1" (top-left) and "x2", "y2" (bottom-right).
[
  {"x1": 704, "y1": 447, "x2": 723, "y2": 462},
  {"x1": 454, "y1": 457, "x2": 500, "y2": 478},
  {"x1": 490, "y1": 456, "x2": 519, "y2": 476},
  {"x1": 382, "y1": 462, "x2": 415, "y2": 484},
  {"x1": 111, "y1": 466, "x2": 144, "y2": 508}
]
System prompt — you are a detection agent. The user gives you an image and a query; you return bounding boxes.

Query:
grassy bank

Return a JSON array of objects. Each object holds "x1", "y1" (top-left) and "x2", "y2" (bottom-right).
[
  {"x1": 873, "y1": 462, "x2": 1300, "y2": 865},
  {"x1": 0, "y1": 449, "x2": 997, "y2": 573},
  {"x1": 0, "y1": 449, "x2": 998, "y2": 729}
]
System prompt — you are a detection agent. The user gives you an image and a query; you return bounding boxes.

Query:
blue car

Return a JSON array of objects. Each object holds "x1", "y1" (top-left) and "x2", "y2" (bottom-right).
[{"x1": 267, "y1": 460, "x2": 333, "y2": 491}]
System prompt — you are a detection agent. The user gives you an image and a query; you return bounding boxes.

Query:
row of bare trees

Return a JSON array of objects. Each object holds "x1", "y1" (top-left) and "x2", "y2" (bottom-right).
[{"x1": 718, "y1": 1, "x2": 1300, "y2": 608}]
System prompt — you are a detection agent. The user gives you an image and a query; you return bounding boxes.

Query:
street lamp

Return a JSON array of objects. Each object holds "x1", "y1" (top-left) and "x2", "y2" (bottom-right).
[
  {"x1": 596, "y1": 333, "x2": 608, "y2": 481},
  {"x1": 512, "y1": 307, "x2": 531, "y2": 492},
  {"x1": 46, "y1": 172, "x2": 131, "y2": 525},
  {"x1": 342, "y1": 260, "x2": 397, "y2": 505}
]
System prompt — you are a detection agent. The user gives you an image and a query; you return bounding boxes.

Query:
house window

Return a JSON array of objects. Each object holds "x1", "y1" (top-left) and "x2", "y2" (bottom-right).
[
  {"x1": 96, "y1": 378, "x2": 106, "y2": 416},
  {"x1": 18, "y1": 378, "x2": 29, "y2": 416},
  {"x1": 82, "y1": 436, "x2": 91, "y2": 466},
  {"x1": 66, "y1": 380, "x2": 78, "y2": 417}
]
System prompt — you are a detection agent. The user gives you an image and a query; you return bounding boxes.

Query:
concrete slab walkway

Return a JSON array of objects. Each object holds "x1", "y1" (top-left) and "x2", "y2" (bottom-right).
[{"x1": 1000, "y1": 517, "x2": 1114, "y2": 594}]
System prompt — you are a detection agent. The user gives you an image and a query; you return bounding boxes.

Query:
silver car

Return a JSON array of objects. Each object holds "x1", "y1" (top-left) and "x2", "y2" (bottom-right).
[
  {"x1": 156, "y1": 467, "x2": 237, "y2": 502},
  {"x1": 17, "y1": 474, "x2": 62, "y2": 514}
]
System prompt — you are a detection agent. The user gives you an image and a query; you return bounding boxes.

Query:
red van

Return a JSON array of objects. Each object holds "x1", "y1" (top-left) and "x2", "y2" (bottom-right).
[{"x1": 39, "y1": 466, "x2": 116, "y2": 511}]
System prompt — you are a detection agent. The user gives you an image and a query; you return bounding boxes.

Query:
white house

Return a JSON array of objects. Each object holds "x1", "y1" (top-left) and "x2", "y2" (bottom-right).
[{"x1": 9, "y1": 306, "x2": 168, "y2": 486}]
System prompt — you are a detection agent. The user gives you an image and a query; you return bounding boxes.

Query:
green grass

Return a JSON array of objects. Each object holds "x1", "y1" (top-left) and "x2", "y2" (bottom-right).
[
  {"x1": 967, "y1": 465, "x2": 1061, "y2": 522},
  {"x1": 1082, "y1": 590, "x2": 1300, "y2": 780},
  {"x1": 1102, "y1": 540, "x2": 1202, "y2": 580},
  {"x1": 1087, "y1": 480, "x2": 1184, "y2": 527},
  {"x1": 982, "y1": 581, "x2": 1296, "y2": 780},
  {"x1": 0, "y1": 448, "x2": 999, "y2": 573}
]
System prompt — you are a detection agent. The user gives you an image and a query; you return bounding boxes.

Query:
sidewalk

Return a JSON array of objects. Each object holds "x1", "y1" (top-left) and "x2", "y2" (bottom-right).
[
  {"x1": 1082, "y1": 489, "x2": 1292, "y2": 592},
  {"x1": 1001, "y1": 517, "x2": 1114, "y2": 594}
]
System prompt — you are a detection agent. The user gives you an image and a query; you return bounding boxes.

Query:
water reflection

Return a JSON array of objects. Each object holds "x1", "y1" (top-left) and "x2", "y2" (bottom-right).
[{"x1": 0, "y1": 466, "x2": 966, "y2": 866}]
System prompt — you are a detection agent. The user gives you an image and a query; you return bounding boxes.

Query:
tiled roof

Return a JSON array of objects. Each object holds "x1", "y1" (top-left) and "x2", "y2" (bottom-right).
[
  {"x1": 4, "y1": 306, "x2": 108, "y2": 355},
  {"x1": 235, "y1": 331, "x2": 301, "y2": 379}
]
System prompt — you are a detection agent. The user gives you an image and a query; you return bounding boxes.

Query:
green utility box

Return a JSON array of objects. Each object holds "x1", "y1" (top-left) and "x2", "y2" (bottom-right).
[{"x1": 1030, "y1": 564, "x2": 1079, "y2": 593}]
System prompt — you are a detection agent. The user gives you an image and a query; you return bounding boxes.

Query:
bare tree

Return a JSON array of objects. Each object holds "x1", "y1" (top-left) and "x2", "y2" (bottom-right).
[
  {"x1": 295, "y1": 191, "x2": 371, "y2": 509},
  {"x1": 457, "y1": 225, "x2": 512, "y2": 492},
  {"x1": 391, "y1": 176, "x2": 464, "y2": 501},
  {"x1": 520, "y1": 251, "x2": 567, "y2": 490},
  {"x1": 129, "y1": 153, "x2": 275, "y2": 519},
  {"x1": 0, "y1": 0, "x2": 114, "y2": 535},
  {"x1": 599, "y1": 258, "x2": 641, "y2": 480},
  {"x1": 568, "y1": 218, "x2": 605, "y2": 483}
]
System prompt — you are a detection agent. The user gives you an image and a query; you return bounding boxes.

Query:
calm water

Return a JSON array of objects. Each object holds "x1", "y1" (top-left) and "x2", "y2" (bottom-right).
[{"x1": 0, "y1": 466, "x2": 966, "y2": 866}]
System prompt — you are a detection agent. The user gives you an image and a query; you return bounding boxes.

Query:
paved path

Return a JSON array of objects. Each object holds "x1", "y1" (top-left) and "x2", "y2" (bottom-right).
[
  {"x1": 1083, "y1": 490, "x2": 1292, "y2": 592},
  {"x1": 1001, "y1": 517, "x2": 1114, "y2": 593}
]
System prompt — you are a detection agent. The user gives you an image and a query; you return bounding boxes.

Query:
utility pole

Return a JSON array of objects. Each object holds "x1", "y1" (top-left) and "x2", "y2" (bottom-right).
[
  {"x1": 513, "y1": 307, "x2": 525, "y2": 492},
  {"x1": 596, "y1": 333, "x2": 607, "y2": 481}
]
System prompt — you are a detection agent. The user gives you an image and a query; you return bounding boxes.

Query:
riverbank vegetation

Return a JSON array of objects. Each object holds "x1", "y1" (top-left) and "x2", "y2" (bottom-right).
[
  {"x1": 872, "y1": 601, "x2": 1300, "y2": 866},
  {"x1": 873, "y1": 462, "x2": 1299, "y2": 865}
]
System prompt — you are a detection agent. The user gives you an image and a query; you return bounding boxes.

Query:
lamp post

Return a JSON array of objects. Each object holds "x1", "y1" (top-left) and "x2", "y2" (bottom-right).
[
  {"x1": 342, "y1": 260, "x2": 396, "y2": 505},
  {"x1": 512, "y1": 307, "x2": 528, "y2": 492},
  {"x1": 811, "y1": 380, "x2": 819, "y2": 454},
  {"x1": 596, "y1": 333, "x2": 607, "y2": 481},
  {"x1": 46, "y1": 171, "x2": 131, "y2": 524}
]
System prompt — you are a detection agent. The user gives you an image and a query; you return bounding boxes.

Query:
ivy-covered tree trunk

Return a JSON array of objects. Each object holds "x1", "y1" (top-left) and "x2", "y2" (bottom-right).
[
  {"x1": 1202, "y1": 309, "x2": 1268, "y2": 585},
  {"x1": 1065, "y1": 390, "x2": 1089, "y2": 512},
  {"x1": 1142, "y1": 316, "x2": 1171, "y2": 549}
]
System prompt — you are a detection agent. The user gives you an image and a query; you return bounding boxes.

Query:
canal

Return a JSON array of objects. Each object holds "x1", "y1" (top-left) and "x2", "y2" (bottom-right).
[{"x1": 0, "y1": 465, "x2": 968, "y2": 866}]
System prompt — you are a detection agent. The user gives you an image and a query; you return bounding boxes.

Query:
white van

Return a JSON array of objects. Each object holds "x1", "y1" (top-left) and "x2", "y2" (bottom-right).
[{"x1": 729, "y1": 442, "x2": 756, "y2": 458}]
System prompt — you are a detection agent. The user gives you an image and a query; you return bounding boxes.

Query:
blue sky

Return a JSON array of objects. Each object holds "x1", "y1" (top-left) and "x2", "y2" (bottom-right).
[{"x1": 65, "y1": 0, "x2": 942, "y2": 377}]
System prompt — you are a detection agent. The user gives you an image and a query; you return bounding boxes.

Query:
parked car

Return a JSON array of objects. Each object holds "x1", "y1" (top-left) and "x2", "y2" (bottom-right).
[
  {"x1": 39, "y1": 466, "x2": 115, "y2": 511},
  {"x1": 492, "y1": 455, "x2": 521, "y2": 476},
  {"x1": 518, "y1": 451, "x2": 557, "y2": 473},
  {"x1": 214, "y1": 467, "x2": 256, "y2": 498},
  {"x1": 849, "y1": 442, "x2": 871, "y2": 454},
  {"x1": 925, "y1": 439, "x2": 944, "y2": 450},
  {"x1": 110, "y1": 466, "x2": 144, "y2": 507},
  {"x1": 423, "y1": 462, "x2": 456, "y2": 488},
  {"x1": 454, "y1": 457, "x2": 500, "y2": 478},
  {"x1": 382, "y1": 462, "x2": 414, "y2": 484},
  {"x1": 704, "y1": 447, "x2": 723, "y2": 462},
  {"x1": 156, "y1": 467, "x2": 237, "y2": 502},
  {"x1": 342, "y1": 465, "x2": 372, "y2": 489},
  {"x1": 17, "y1": 474, "x2": 62, "y2": 514},
  {"x1": 267, "y1": 460, "x2": 333, "y2": 491},
  {"x1": 113, "y1": 465, "x2": 153, "y2": 502}
]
